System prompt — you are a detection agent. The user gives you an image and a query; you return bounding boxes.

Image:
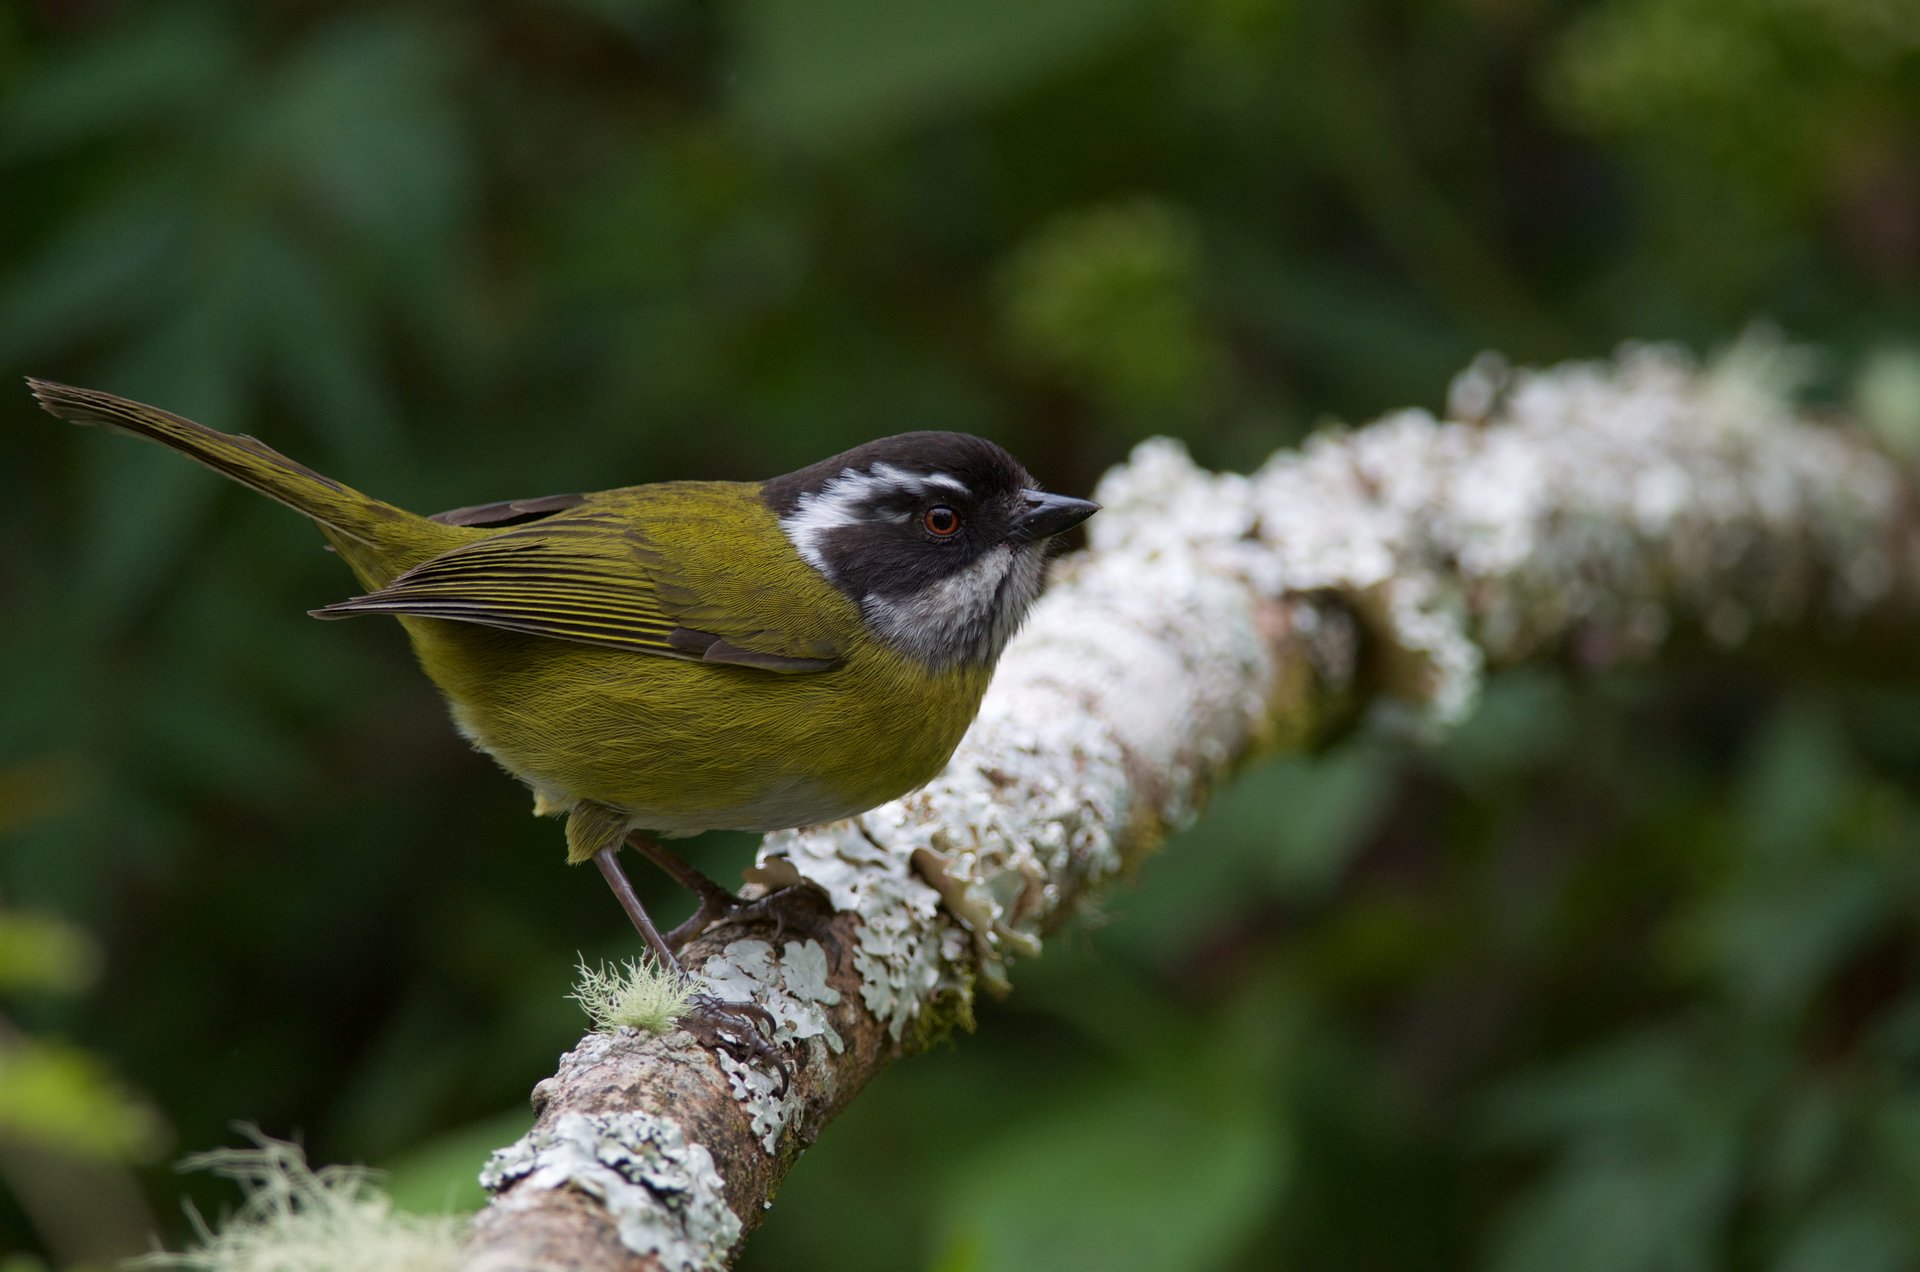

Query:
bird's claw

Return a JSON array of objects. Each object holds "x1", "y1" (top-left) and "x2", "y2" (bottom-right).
[
  {"x1": 667, "y1": 881, "x2": 844, "y2": 972},
  {"x1": 681, "y1": 993, "x2": 791, "y2": 1095}
]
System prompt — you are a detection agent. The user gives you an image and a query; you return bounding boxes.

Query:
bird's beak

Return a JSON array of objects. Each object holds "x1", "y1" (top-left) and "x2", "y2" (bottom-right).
[{"x1": 1010, "y1": 489, "x2": 1099, "y2": 543}]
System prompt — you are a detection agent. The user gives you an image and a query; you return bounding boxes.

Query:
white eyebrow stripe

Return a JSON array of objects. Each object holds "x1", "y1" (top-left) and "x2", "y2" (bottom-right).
[
  {"x1": 868, "y1": 462, "x2": 970, "y2": 498},
  {"x1": 778, "y1": 462, "x2": 973, "y2": 575}
]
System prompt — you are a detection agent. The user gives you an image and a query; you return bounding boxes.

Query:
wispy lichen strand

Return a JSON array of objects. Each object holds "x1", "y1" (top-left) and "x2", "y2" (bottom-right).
[
  {"x1": 145, "y1": 1135, "x2": 463, "y2": 1272},
  {"x1": 571, "y1": 957, "x2": 696, "y2": 1035}
]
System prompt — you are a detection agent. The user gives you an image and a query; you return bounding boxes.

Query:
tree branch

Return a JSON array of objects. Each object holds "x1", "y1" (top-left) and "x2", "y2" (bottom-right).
[{"x1": 460, "y1": 339, "x2": 1919, "y2": 1271}]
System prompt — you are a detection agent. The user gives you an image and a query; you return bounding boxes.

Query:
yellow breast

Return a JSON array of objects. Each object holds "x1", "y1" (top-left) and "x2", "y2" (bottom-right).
[{"x1": 408, "y1": 618, "x2": 992, "y2": 836}]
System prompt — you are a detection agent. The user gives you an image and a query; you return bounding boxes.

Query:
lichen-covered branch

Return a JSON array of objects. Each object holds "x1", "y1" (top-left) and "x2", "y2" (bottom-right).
[{"x1": 461, "y1": 341, "x2": 1920, "y2": 1272}]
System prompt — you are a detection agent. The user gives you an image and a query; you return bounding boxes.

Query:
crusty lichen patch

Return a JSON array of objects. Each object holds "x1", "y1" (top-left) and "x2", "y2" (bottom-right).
[
  {"x1": 698, "y1": 938, "x2": 844, "y2": 1153},
  {"x1": 747, "y1": 824, "x2": 954, "y2": 1043},
  {"x1": 479, "y1": 1110, "x2": 739, "y2": 1272}
]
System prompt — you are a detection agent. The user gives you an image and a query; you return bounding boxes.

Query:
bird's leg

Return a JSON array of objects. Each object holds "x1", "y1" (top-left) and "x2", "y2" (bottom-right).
[
  {"x1": 627, "y1": 832, "x2": 842, "y2": 966},
  {"x1": 590, "y1": 844, "x2": 789, "y2": 1093},
  {"x1": 625, "y1": 834, "x2": 749, "y2": 951},
  {"x1": 591, "y1": 846, "x2": 680, "y2": 966}
]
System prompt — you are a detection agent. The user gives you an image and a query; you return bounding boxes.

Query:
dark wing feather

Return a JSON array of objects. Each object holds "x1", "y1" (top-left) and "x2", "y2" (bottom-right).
[{"x1": 428, "y1": 491, "x2": 586, "y2": 527}]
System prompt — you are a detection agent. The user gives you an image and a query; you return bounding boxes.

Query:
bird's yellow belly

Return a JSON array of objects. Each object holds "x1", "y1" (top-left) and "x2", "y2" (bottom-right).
[{"x1": 409, "y1": 620, "x2": 990, "y2": 836}]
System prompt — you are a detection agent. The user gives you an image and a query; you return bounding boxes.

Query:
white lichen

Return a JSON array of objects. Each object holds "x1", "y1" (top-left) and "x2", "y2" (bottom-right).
[
  {"x1": 139, "y1": 1133, "x2": 462, "y2": 1272},
  {"x1": 479, "y1": 1110, "x2": 739, "y2": 1272},
  {"x1": 750, "y1": 335, "x2": 1912, "y2": 1065},
  {"x1": 570, "y1": 956, "x2": 696, "y2": 1034},
  {"x1": 752, "y1": 822, "x2": 951, "y2": 1042},
  {"x1": 698, "y1": 938, "x2": 845, "y2": 1152},
  {"x1": 708, "y1": 939, "x2": 837, "y2": 1047}
]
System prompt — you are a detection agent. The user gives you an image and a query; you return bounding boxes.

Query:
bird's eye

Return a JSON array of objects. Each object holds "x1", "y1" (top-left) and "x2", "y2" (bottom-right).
[{"x1": 923, "y1": 505, "x2": 961, "y2": 537}]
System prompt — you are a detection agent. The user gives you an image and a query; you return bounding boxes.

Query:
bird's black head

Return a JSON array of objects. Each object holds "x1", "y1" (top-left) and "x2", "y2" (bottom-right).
[{"x1": 763, "y1": 432, "x2": 1097, "y2": 668}]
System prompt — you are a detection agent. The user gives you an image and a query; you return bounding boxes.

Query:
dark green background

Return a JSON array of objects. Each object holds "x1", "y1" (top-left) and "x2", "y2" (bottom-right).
[{"x1": 3, "y1": 1, "x2": 1919, "y2": 1268}]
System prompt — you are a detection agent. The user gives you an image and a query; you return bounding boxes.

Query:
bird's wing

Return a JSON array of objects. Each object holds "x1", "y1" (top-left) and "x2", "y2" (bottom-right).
[{"x1": 312, "y1": 487, "x2": 848, "y2": 674}]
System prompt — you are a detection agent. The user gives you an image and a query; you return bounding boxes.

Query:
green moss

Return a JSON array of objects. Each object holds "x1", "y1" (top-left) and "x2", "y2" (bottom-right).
[{"x1": 905, "y1": 976, "x2": 979, "y2": 1055}]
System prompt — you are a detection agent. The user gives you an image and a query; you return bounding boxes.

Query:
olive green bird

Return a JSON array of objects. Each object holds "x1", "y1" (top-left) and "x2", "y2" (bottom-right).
[{"x1": 27, "y1": 379, "x2": 1096, "y2": 1080}]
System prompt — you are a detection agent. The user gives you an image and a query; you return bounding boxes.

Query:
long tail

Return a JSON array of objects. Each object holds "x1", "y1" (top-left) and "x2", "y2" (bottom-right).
[{"x1": 27, "y1": 378, "x2": 422, "y2": 555}]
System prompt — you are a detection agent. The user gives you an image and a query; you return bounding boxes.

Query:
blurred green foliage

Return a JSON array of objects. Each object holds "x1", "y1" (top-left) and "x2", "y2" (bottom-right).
[
  {"x1": 999, "y1": 199, "x2": 1213, "y2": 421},
  {"x1": 1, "y1": 0, "x2": 1917, "y2": 1267}
]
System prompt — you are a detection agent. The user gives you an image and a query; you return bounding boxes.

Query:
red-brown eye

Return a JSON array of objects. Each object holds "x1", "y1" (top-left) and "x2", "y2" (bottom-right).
[{"x1": 923, "y1": 505, "x2": 961, "y2": 537}]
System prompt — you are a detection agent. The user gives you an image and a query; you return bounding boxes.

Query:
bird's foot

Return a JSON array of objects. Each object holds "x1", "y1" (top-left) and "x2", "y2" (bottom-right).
[
  {"x1": 667, "y1": 881, "x2": 843, "y2": 970},
  {"x1": 681, "y1": 993, "x2": 791, "y2": 1095},
  {"x1": 663, "y1": 879, "x2": 750, "y2": 954}
]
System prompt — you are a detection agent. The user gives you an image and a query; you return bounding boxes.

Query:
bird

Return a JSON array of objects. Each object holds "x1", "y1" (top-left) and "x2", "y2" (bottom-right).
[{"x1": 26, "y1": 378, "x2": 1097, "y2": 1083}]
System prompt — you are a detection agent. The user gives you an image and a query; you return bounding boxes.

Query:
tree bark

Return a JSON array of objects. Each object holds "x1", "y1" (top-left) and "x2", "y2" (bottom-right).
[{"x1": 461, "y1": 340, "x2": 1919, "y2": 1271}]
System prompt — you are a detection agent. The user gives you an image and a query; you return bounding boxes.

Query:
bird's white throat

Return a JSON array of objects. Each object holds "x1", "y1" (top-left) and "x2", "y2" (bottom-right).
[{"x1": 858, "y1": 542, "x2": 1043, "y2": 668}]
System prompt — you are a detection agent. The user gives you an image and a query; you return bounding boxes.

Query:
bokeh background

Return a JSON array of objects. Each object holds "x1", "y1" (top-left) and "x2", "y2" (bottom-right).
[{"x1": 4, "y1": 1, "x2": 1920, "y2": 1268}]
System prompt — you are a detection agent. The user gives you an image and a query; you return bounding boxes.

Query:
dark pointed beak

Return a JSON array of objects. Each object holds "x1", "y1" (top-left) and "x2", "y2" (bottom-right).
[{"x1": 1010, "y1": 489, "x2": 1099, "y2": 543}]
